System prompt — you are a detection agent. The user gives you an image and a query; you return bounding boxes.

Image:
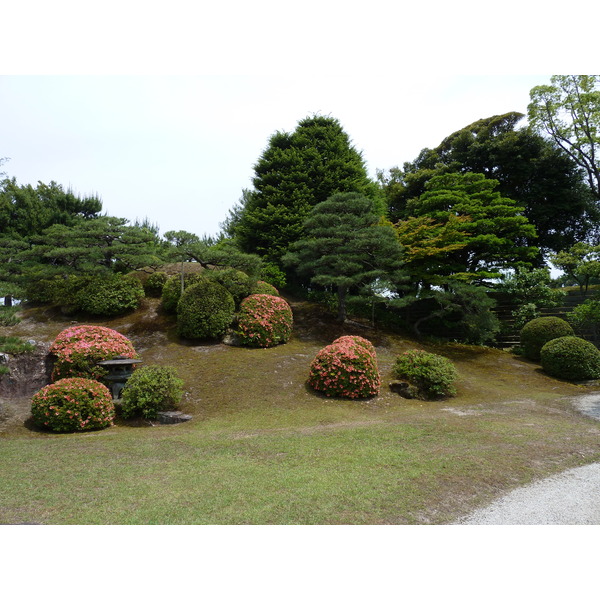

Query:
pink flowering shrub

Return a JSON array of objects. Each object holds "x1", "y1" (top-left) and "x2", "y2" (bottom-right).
[
  {"x1": 49, "y1": 325, "x2": 137, "y2": 381},
  {"x1": 237, "y1": 294, "x2": 293, "y2": 348},
  {"x1": 308, "y1": 336, "x2": 380, "y2": 399},
  {"x1": 31, "y1": 377, "x2": 115, "y2": 432}
]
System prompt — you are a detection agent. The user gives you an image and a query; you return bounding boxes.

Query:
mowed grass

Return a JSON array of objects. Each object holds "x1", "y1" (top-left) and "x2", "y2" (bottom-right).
[{"x1": 2, "y1": 298, "x2": 600, "y2": 525}]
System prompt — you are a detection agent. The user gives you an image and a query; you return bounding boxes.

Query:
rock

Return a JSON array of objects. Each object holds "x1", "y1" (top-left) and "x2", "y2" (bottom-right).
[
  {"x1": 156, "y1": 411, "x2": 193, "y2": 425},
  {"x1": 389, "y1": 380, "x2": 418, "y2": 399},
  {"x1": 0, "y1": 353, "x2": 9, "y2": 364}
]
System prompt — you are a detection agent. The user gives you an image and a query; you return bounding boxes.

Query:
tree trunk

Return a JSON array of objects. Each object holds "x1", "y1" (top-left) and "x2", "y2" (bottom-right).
[{"x1": 336, "y1": 285, "x2": 347, "y2": 322}]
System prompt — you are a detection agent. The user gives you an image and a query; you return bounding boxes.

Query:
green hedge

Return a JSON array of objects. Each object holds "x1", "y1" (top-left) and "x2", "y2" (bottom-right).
[
  {"x1": 520, "y1": 316, "x2": 574, "y2": 361},
  {"x1": 540, "y1": 336, "x2": 600, "y2": 381},
  {"x1": 392, "y1": 349, "x2": 458, "y2": 399},
  {"x1": 177, "y1": 279, "x2": 235, "y2": 340}
]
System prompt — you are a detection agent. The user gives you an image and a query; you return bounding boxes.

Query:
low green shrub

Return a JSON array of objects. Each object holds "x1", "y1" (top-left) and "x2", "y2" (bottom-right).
[
  {"x1": 120, "y1": 365, "x2": 184, "y2": 419},
  {"x1": 74, "y1": 275, "x2": 145, "y2": 316},
  {"x1": 31, "y1": 377, "x2": 115, "y2": 432},
  {"x1": 392, "y1": 349, "x2": 458, "y2": 399},
  {"x1": 206, "y1": 268, "x2": 253, "y2": 306},
  {"x1": 0, "y1": 336, "x2": 35, "y2": 355},
  {"x1": 161, "y1": 273, "x2": 204, "y2": 313},
  {"x1": 251, "y1": 280, "x2": 280, "y2": 296},
  {"x1": 0, "y1": 305, "x2": 21, "y2": 326},
  {"x1": 520, "y1": 316, "x2": 574, "y2": 361},
  {"x1": 308, "y1": 335, "x2": 380, "y2": 399},
  {"x1": 540, "y1": 336, "x2": 600, "y2": 381},
  {"x1": 259, "y1": 263, "x2": 286, "y2": 290},
  {"x1": 237, "y1": 294, "x2": 293, "y2": 348},
  {"x1": 177, "y1": 279, "x2": 235, "y2": 340},
  {"x1": 144, "y1": 271, "x2": 169, "y2": 297},
  {"x1": 49, "y1": 325, "x2": 137, "y2": 381}
]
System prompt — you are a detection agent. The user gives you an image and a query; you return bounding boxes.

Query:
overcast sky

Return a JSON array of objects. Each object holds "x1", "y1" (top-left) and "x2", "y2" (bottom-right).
[
  {"x1": 2, "y1": 1, "x2": 596, "y2": 243},
  {"x1": 0, "y1": 74, "x2": 552, "y2": 237}
]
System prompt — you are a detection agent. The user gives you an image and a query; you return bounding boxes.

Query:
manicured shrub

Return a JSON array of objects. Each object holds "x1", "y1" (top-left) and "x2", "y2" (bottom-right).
[
  {"x1": 520, "y1": 316, "x2": 574, "y2": 361},
  {"x1": 308, "y1": 335, "x2": 380, "y2": 399},
  {"x1": 237, "y1": 294, "x2": 293, "y2": 348},
  {"x1": 120, "y1": 365, "x2": 184, "y2": 419},
  {"x1": 392, "y1": 349, "x2": 458, "y2": 399},
  {"x1": 49, "y1": 325, "x2": 137, "y2": 381},
  {"x1": 540, "y1": 336, "x2": 600, "y2": 381},
  {"x1": 161, "y1": 273, "x2": 204, "y2": 313},
  {"x1": 259, "y1": 263, "x2": 286, "y2": 290},
  {"x1": 206, "y1": 268, "x2": 253, "y2": 306},
  {"x1": 74, "y1": 275, "x2": 145, "y2": 316},
  {"x1": 251, "y1": 280, "x2": 280, "y2": 296},
  {"x1": 144, "y1": 271, "x2": 169, "y2": 297},
  {"x1": 177, "y1": 279, "x2": 235, "y2": 340},
  {"x1": 31, "y1": 377, "x2": 115, "y2": 432}
]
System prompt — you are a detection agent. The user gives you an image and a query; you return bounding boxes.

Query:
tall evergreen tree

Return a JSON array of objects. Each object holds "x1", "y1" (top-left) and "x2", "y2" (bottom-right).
[{"x1": 232, "y1": 115, "x2": 382, "y2": 263}]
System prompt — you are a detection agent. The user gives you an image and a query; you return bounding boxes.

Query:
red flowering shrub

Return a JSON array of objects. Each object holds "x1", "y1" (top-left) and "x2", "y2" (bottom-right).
[
  {"x1": 251, "y1": 281, "x2": 280, "y2": 296},
  {"x1": 308, "y1": 335, "x2": 380, "y2": 399},
  {"x1": 31, "y1": 377, "x2": 115, "y2": 432},
  {"x1": 237, "y1": 294, "x2": 293, "y2": 348},
  {"x1": 49, "y1": 325, "x2": 137, "y2": 381}
]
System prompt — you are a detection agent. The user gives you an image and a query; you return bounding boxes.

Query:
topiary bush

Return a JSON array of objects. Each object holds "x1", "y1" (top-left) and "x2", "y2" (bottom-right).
[
  {"x1": 251, "y1": 280, "x2": 280, "y2": 296},
  {"x1": 177, "y1": 279, "x2": 235, "y2": 340},
  {"x1": 161, "y1": 273, "x2": 204, "y2": 314},
  {"x1": 31, "y1": 377, "x2": 115, "y2": 432},
  {"x1": 308, "y1": 335, "x2": 380, "y2": 399},
  {"x1": 144, "y1": 271, "x2": 169, "y2": 297},
  {"x1": 49, "y1": 325, "x2": 137, "y2": 382},
  {"x1": 392, "y1": 349, "x2": 458, "y2": 399},
  {"x1": 120, "y1": 365, "x2": 184, "y2": 419},
  {"x1": 540, "y1": 335, "x2": 600, "y2": 381},
  {"x1": 74, "y1": 275, "x2": 145, "y2": 316},
  {"x1": 520, "y1": 316, "x2": 575, "y2": 361},
  {"x1": 206, "y1": 268, "x2": 253, "y2": 307},
  {"x1": 237, "y1": 294, "x2": 293, "y2": 348}
]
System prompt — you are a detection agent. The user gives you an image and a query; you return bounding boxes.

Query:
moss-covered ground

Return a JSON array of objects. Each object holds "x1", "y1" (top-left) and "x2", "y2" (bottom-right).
[{"x1": 1, "y1": 297, "x2": 600, "y2": 524}]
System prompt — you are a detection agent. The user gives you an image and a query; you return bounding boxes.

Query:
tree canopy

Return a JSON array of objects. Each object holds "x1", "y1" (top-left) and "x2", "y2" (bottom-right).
[
  {"x1": 283, "y1": 192, "x2": 404, "y2": 322},
  {"x1": 399, "y1": 172, "x2": 538, "y2": 283},
  {"x1": 230, "y1": 115, "x2": 382, "y2": 263},
  {"x1": 379, "y1": 112, "x2": 597, "y2": 253},
  {"x1": 528, "y1": 75, "x2": 600, "y2": 201}
]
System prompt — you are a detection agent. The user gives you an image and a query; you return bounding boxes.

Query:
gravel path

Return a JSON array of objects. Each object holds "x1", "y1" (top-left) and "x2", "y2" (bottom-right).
[{"x1": 457, "y1": 393, "x2": 600, "y2": 525}]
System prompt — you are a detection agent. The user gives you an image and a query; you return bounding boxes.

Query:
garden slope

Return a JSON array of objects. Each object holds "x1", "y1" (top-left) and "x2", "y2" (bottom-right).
[{"x1": 2, "y1": 297, "x2": 600, "y2": 524}]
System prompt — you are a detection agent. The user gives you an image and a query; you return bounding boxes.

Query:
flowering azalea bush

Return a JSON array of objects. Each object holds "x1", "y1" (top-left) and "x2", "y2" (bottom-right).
[
  {"x1": 251, "y1": 281, "x2": 280, "y2": 296},
  {"x1": 237, "y1": 294, "x2": 293, "y2": 348},
  {"x1": 49, "y1": 325, "x2": 137, "y2": 381},
  {"x1": 308, "y1": 335, "x2": 380, "y2": 399},
  {"x1": 31, "y1": 377, "x2": 115, "y2": 432},
  {"x1": 392, "y1": 349, "x2": 458, "y2": 399}
]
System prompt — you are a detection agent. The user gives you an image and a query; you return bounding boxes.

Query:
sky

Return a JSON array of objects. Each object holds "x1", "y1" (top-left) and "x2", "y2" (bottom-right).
[{"x1": 1, "y1": 74, "x2": 553, "y2": 237}]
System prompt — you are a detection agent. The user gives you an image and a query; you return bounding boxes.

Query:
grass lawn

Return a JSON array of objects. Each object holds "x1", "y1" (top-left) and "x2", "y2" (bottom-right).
[{"x1": 2, "y1": 298, "x2": 600, "y2": 525}]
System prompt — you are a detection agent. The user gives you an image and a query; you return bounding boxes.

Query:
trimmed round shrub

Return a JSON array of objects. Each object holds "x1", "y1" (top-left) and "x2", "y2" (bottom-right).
[
  {"x1": 520, "y1": 316, "x2": 575, "y2": 361},
  {"x1": 206, "y1": 268, "x2": 253, "y2": 306},
  {"x1": 177, "y1": 279, "x2": 235, "y2": 340},
  {"x1": 161, "y1": 273, "x2": 204, "y2": 314},
  {"x1": 392, "y1": 349, "x2": 458, "y2": 399},
  {"x1": 75, "y1": 275, "x2": 145, "y2": 316},
  {"x1": 31, "y1": 377, "x2": 115, "y2": 432},
  {"x1": 540, "y1": 336, "x2": 600, "y2": 381},
  {"x1": 120, "y1": 365, "x2": 184, "y2": 419},
  {"x1": 50, "y1": 325, "x2": 137, "y2": 381},
  {"x1": 144, "y1": 271, "x2": 169, "y2": 297},
  {"x1": 259, "y1": 263, "x2": 286, "y2": 290},
  {"x1": 237, "y1": 294, "x2": 293, "y2": 348},
  {"x1": 251, "y1": 280, "x2": 280, "y2": 296},
  {"x1": 308, "y1": 335, "x2": 380, "y2": 399}
]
